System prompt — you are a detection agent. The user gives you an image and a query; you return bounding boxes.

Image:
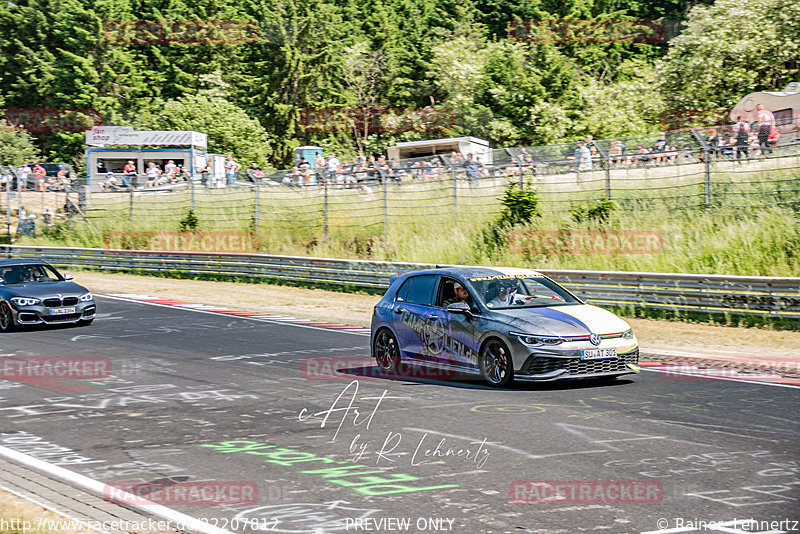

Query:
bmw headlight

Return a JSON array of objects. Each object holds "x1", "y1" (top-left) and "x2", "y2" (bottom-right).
[
  {"x1": 511, "y1": 332, "x2": 563, "y2": 346},
  {"x1": 10, "y1": 297, "x2": 41, "y2": 306},
  {"x1": 79, "y1": 292, "x2": 93, "y2": 302}
]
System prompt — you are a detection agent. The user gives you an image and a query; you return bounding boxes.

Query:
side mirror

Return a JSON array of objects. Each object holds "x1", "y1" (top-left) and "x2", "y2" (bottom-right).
[
  {"x1": 62, "y1": 272, "x2": 73, "y2": 281},
  {"x1": 446, "y1": 302, "x2": 472, "y2": 315}
]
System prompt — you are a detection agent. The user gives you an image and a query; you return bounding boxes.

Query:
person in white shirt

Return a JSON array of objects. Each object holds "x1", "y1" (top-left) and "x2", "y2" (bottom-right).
[
  {"x1": 224, "y1": 155, "x2": 240, "y2": 186},
  {"x1": 16, "y1": 164, "x2": 31, "y2": 191},
  {"x1": 326, "y1": 152, "x2": 340, "y2": 184},
  {"x1": 145, "y1": 162, "x2": 163, "y2": 187},
  {"x1": 755, "y1": 104, "x2": 775, "y2": 155}
]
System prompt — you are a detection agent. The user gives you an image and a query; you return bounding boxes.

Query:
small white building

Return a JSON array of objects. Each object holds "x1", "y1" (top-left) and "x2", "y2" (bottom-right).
[{"x1": 386, "y1": 136, "x2": 492, "y2": 164}]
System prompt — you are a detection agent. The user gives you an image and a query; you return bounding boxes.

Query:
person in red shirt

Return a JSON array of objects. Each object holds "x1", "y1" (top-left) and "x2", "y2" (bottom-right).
[{"x1": 32, "y1": 163, "x2": 46, "y2": 191}]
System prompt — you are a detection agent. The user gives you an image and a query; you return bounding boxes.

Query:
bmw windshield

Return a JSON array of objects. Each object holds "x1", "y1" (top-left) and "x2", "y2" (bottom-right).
[
  {"x1": 470, "y1": 274, "x2": 579, "y2": 309},
  {"x1": 0, "y1": 264, "x2": 63, "y2": 284}
]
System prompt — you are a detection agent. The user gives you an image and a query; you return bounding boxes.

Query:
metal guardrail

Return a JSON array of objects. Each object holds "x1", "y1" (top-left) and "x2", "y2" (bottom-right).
[{"x1": 1, "y1": 245, "x2": 798, "y2": 319}]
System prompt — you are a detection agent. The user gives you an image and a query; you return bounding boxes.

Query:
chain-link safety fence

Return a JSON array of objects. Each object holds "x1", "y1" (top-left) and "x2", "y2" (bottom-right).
[{"x1": 2, "y1": 127, "x2": 799, "y2": 241}]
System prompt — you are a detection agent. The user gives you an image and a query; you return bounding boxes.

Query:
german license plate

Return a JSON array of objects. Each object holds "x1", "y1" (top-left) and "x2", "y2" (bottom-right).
[
  {"x1": 581, "y1": 348, "x2": 617, "y2": 360},
  {"x1": 50, "y1": 307, "x2": 76, "y2": 315}
]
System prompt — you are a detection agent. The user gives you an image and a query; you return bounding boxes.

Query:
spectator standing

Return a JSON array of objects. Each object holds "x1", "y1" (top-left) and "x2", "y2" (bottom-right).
[
  {"x1": 32, "y1": 163, "x2": 46, "y2": 191},
  {"x1": 224, "y1": 155, "x2": 241, "y2": 186},
  {"x1": 464, "y1": 153, "x2": 480, "y2": 187},
  {"x1": 16, "y1": 163, "x2": 30, "y2": 191},
  {"x1": 326, "y1": 152, "x2": 340, "y2": 182},
  {"x1": 123, "y1": 160, "x2": 138, "y2": 187},
  {"x1": 574, "y1": 141, "x2": 591, "y2": 172},
  {"x1": 756, "y1": 104, "x2": 775, "y2": 155},
  {"x1": 699, "y1": 128, "x2": 720, "y2": 162},
  {"x1": 733, "y1": 116, "x2": 751, "y2": 161}
]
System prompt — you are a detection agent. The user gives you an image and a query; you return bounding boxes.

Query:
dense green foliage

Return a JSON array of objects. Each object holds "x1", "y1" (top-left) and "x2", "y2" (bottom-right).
[
  {"x1": 0, "y1": 120, "x2": 40, "y2": 166},
  {"x1": 2, "y1": 0, "x2": 797, "y2": 169}
]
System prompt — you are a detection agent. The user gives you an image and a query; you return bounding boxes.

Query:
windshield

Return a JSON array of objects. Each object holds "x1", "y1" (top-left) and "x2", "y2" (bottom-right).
[
  {"x1": 470, "y1": 274, "x2": 579, "y2": 309},
  {"x1": 0, "y1": 264, "x2": 63, "y2": 284}
]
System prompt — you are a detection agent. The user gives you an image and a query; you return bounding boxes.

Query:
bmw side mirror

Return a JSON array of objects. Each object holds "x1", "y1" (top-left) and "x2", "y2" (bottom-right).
[
  {"x1": 447, "y1": 302, "x2": 472, "y2": 315},
  {"x1": 62, "y1": 272, "x2": 73, "y2": 280}
]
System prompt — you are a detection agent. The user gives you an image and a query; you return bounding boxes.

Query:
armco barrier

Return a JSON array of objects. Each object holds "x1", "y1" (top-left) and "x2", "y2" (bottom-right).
[{"x1": 1, "y1": 246, "x2": 798, "y2": 319}]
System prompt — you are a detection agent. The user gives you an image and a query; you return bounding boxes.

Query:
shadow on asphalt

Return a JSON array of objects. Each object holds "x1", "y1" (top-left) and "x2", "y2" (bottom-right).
[{"x1": 337, "y1": 363, "x2": 637, "y2": 392}]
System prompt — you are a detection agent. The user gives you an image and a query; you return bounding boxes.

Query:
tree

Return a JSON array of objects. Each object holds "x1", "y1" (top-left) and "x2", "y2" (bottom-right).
[
  {"x1": 571, "y1": 60, "x2": 665, "y2": 139},
  {"x1": 657, "y1": 0, "x2": 800, "y2": 109},
  {"x1": 136, "y1": 94, "x2": 272, "y2": 167},
  {"x1": 341, "y1": 42, "x2": 388, "y2": 153},
  {"x1": 0, "y1": 121, "x2": 40, "y2": 167}
]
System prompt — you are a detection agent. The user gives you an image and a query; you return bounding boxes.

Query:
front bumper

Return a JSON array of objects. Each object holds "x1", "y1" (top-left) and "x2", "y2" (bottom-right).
[
  {"x1": 12, "y1": 302, "x2": 96, "y2": 325},
  {"x1": 514, "y1": 349, "x2": 640, "y2": 381},
  {"x1": 509, "y1": 334, "x2": 640, "y2": 381}
]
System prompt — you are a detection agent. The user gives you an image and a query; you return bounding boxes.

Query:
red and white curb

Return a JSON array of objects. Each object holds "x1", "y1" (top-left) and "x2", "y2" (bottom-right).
[{"x1": 103, "y1": 293, "x2": 372, "y2": 335}]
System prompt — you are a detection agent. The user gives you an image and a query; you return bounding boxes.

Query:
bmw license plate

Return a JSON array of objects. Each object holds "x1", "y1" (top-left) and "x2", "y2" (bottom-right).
[
  {"x1": 581, "y1": 348, "x2": 617, "y2": 360},
  {"x1": 49, "y1": 307, "x2": 76, "y2": 315}
]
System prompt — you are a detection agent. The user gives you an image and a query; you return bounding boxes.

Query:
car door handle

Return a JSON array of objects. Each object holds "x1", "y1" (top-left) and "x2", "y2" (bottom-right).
[
  {"x1": 394, "y1": 307, "x2": 404, "y2": 314},
  {"x1": 424, "y1": 315, "x2": 438, "y2": 321}
]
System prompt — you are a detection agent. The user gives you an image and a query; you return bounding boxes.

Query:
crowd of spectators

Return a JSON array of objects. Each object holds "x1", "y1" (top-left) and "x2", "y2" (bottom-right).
[
  {"x1": 699, "y1": 107, "x2": 781, "y2": 163},
  {"x1": 4, "y1": 163, "x2": 72, "y2": 191},
  {"x1": 99, "y1": 159, "x2": 194, "y2": 190}
]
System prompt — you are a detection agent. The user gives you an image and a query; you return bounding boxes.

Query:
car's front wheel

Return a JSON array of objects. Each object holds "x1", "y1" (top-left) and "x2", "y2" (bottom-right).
[
  {"x1": 374, "y1": 329, "x2": 401, "y2": 374},
  {"x1": 77, "y1": 319, "x2": 94, "y2": 327},
  {"x1": 480, "y1": 338, "x2": 514, "y2": 387},
  {"x1": 0, "y1": 302, "x2": 15, "y2": 332}
]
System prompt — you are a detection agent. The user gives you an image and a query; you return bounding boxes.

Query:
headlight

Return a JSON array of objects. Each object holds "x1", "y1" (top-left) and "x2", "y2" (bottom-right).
[
  {"x1": 10, "y1": 297, "x2": 40, "y2": 306},
  {"x1": 79, "y1": 292, "x2": 93, "y2": 302},
  {"x1": 622, "y1": 329, "x2": 634, "y2": 339},
  {"x1": 511, "y1": 332, "x2": 563, "y2": 346}
]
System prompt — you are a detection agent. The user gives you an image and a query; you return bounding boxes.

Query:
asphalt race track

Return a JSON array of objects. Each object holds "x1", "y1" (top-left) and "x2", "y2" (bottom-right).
[{"x1": 0, "y1": 295, "x2": 798, "y2": 534}]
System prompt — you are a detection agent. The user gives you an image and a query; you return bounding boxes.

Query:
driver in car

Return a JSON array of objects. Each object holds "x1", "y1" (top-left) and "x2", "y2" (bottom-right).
[{"x1": 444, "y1": 282, "x2": 472, "y2": 307}]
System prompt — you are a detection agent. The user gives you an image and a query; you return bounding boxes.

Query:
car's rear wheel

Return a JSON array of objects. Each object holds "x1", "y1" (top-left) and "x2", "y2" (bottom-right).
[
  {"x1": 374, "y1": 329, "x2": 401, "y2": 374},
  {"x1": 480, "y1": 338, "x2": 514, "y2": 387},
  {"x1": 0, "y1": 303, "x2": 15, "y2": 332}
]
